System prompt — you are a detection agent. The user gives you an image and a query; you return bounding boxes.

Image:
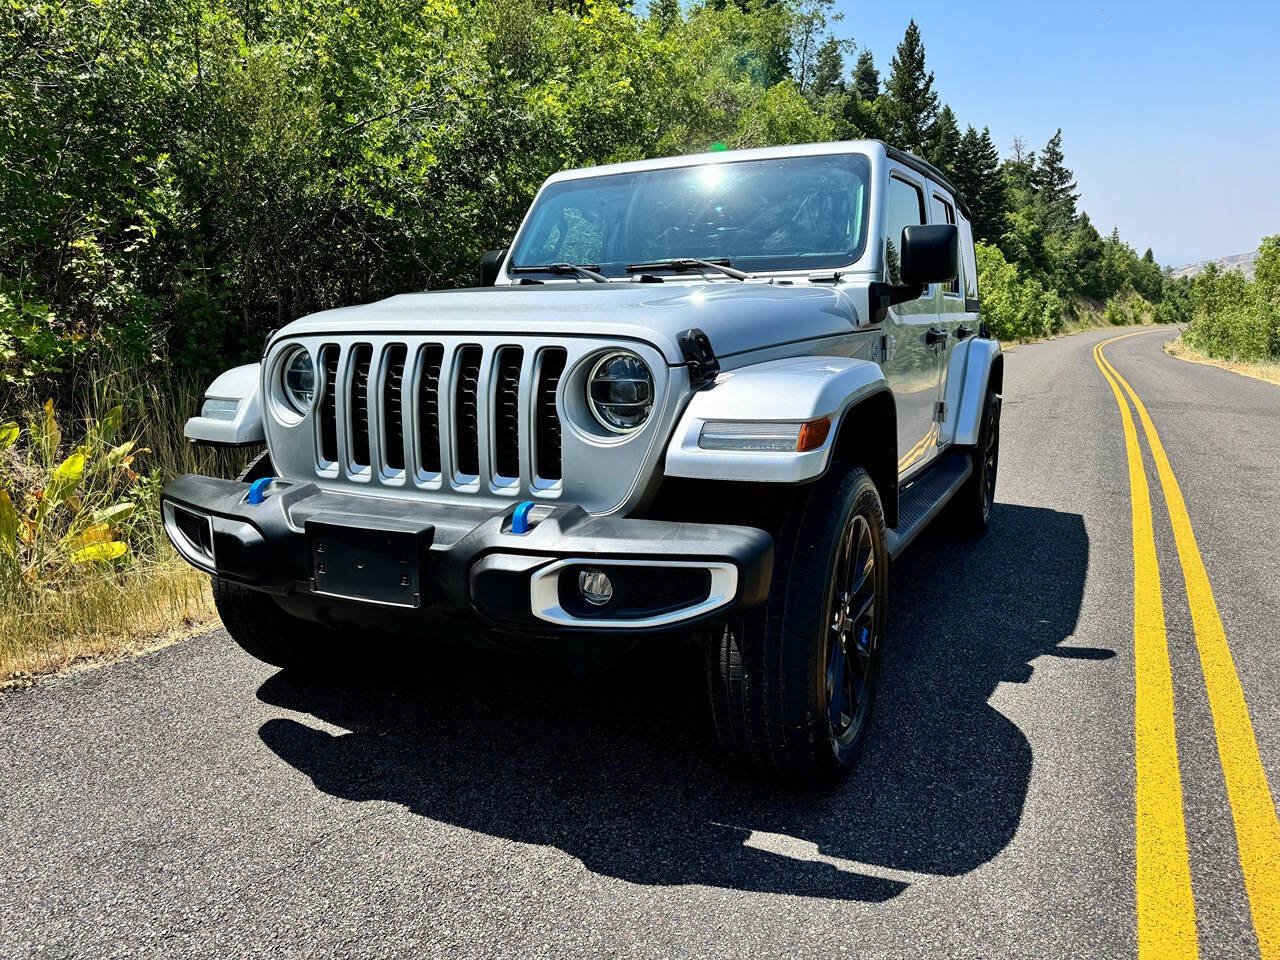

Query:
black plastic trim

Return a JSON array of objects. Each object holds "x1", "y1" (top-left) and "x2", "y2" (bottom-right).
[
  {"x1": 160, "y1": 474, "x2": 774, "y2": 636},
  {"x1": 881, "y1": 141, "x2": 972, "y2": 219}
]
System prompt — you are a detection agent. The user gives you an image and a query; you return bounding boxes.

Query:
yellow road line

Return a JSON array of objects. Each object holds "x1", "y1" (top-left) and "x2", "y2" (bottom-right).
[
  {"x1": 1093, "y1": 333, "x2": 1199, "y2": 958},
  {"x1": 1099, "y1": 339, "x2": 1280, "y2": 960}
]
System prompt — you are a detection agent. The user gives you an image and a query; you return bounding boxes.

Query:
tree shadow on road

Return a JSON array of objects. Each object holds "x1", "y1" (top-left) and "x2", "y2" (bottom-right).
[{"x1": 256, "y1": 503, "x2": 1103, "y2": 902}]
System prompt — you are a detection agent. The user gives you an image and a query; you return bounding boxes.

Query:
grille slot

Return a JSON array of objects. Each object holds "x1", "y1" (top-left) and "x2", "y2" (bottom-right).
[
  {"x1": 319, "y1": 345, "x2": 340, "y2": 463},
  {"x1": 536, "y1": 348, "x2": 566, "y2": 481},
  {"x1": 381, "y1": 344, "x2": 407, "y2": 471},
  {"x1": 349, "y1": 344, "x2": 373, "y2": 468},
  {"x1": 417, "y1": 344, "x2": 444, "y2": 474},
  {"x1": 493, "y1": 347, "x2": 524, "y2": 479},
  {"x1": 454, "y1": 346, "x2": 483, "y2": 478}
]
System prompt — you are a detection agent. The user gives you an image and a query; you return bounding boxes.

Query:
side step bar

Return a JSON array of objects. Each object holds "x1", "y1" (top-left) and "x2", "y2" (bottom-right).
[{"x1": 885, "y1": 450, "x2": 972, "y2": 561}]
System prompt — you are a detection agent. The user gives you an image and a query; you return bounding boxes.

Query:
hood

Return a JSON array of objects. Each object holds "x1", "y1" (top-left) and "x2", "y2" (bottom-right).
[{"x1": 275, "y1": 281, "x2": 861, "y2": 363}]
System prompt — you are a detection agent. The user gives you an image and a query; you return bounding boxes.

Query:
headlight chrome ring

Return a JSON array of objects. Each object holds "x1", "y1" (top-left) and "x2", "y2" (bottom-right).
[
  {"x1": 281, "y1": 347, "x2": 316, "y2": 414},
  {"x1": 587, "y1": 350, "x2": 653, "y2": 434}
]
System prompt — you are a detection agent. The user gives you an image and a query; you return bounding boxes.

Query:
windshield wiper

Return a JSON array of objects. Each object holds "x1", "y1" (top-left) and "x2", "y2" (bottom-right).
[
  {"x1": 624, "y1": 257, "x2": 752, "y2": 281},
  {"x1": 509, "y1": 262, "x2": 608, "y2": 283}
]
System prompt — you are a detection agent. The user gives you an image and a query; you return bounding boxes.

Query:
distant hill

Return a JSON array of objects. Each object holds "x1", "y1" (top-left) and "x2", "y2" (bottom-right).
[{"x1": 1169, "y1": 251, "x2": 1258, "y2": 280}]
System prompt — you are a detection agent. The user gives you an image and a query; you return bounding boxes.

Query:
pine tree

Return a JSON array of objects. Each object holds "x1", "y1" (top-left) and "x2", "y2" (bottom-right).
[
  {"x1": 810, "y1": 36, "x2": 845, "y2": 98},
  {"x1": 952, "y1": 125, "x2": 1008, "y2": 243},
  {"x1": 928, "y1": 104, "x2": 960, "y2": 173},
  {"x1": 975, "y1": 127, "x2": 1009, "y2": 242},
  {"x1": 1032, "y1": 129, "x2": 1079, "y2": 234},
  {"x1": 851, "y1": 49, "x2": 879, "y2": 102},
  {"x1": 951, "y1": 126, "x2": 984, "y2": 219},
  {"x1": 883, "y1": 19, "x2": 938, "y2": 154}
]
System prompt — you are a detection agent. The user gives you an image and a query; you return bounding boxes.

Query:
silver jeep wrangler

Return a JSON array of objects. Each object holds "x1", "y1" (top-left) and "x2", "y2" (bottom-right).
[{"x1": 163, "y1": 140, "x2": 1002, "y2": 783}]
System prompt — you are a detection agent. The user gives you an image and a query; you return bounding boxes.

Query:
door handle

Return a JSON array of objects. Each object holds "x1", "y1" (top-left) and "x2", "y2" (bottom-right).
[
  {"x1": 955, "y1": 325, "x2": 972, "y2": 340},
  {"x1": 925, "y1": 327, "x2": 948, "y2": 346}
]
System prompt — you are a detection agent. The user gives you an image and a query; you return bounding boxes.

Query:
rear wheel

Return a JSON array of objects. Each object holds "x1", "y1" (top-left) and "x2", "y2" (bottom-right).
[
  {"x1": 212, "y1": 577, "x2": 342, "y2": 671},
  {"x1": 948, "y1": 388, "x2": 1000, "y2": 536},
  {"x1": 707, "y1": 464, "x2": 888, "y2": 784}
]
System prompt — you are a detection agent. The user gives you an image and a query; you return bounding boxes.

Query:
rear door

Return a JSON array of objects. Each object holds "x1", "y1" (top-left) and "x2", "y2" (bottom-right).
[
  {"x1": 929, "y1": 190, "x2": 965, "y2": 447},
  {"x1": 882, "y1": 171, "x2": 944, "y2": 478}
]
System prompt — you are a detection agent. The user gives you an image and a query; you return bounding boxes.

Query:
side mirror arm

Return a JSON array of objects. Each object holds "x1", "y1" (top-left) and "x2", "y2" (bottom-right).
[{"x1": 867, "y1": 281, "x2": 926, "y2": 324}]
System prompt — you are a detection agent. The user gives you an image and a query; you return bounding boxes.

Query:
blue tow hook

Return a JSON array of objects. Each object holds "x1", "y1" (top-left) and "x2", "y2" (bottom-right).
[
  {"x1": 246, "y1": 476, "x2": 275, "y2": 506},
  {"x1": 511, "y1": 500, "x2": 536, "y2": 535}
]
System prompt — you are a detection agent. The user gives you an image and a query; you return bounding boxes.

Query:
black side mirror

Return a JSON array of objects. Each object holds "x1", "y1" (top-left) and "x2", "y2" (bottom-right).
[
  {"x1": 900, "y1": 224, "x2": 958, "y2": 286},
  {"x1": 478, "y1": 248, "x2": 507, "y2": 287}
]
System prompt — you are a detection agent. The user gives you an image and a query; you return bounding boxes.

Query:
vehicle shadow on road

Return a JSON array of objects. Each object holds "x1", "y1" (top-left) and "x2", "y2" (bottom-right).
[{"x1": 256, "y1": 503, "x2": 1101, "y2": 902}]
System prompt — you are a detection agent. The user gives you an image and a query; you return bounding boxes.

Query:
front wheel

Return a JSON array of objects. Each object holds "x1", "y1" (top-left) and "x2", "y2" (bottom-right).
[
  {"x1": 707, "y1": 464, "x2": 889, "y2": 784},
  {"x1": 212, "y1": 577, "x2": 343, "y2": 671}
]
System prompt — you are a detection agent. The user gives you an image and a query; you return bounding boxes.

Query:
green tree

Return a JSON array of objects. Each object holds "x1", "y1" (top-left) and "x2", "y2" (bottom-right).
[
  {"x1": 1031, "y1": 128, "x2": 1079, "y2": 235},
  {"x1": 927, "y1": 104, "x2": 960, "y2": 173},
  {"x1": 882, "y1": 19, "x2": 938, "y2": 154},
  {"x1": 1002, "y1": 137, "x2": 1037, "y2": 210},
  {"x1": 851, "y1": 49, "x2": 880, "y2": 101},
  {"x1": 809, "y1": 35, "x2": 846, "y2": 99},
  {"x1": 648, "y1": 0, "x2": 680, "y2": 31},
  {"x1": 951, "y1": 126, "x2": 1007, "y2": 244},
  {"x1": 785, "y1": 0, "x2": 842, "y2": 94}
]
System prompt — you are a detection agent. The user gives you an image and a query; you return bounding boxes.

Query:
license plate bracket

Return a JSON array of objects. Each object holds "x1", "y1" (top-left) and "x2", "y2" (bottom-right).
[{"x1": 306, "y1": 515, "x2": 434, "y2": 608}]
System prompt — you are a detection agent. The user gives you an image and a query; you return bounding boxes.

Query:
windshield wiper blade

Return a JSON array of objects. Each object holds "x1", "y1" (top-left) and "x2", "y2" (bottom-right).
[
  {"x1": 624, "y1": 257, "x2": 751, "y2": 281},
  {"x1": 509, "y1": 262, "x2": 608, "y2": 283}
]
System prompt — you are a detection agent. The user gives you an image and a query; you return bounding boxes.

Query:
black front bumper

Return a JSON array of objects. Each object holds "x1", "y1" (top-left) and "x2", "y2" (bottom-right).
[{"x1": 160, "y1": 475, "x2": 773, "y2": 637}]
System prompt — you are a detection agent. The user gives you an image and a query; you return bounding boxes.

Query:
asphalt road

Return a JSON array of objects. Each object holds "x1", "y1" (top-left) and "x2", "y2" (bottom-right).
[{"x1": 3, "y1": 327, "x2": 1278, "y2": 958}]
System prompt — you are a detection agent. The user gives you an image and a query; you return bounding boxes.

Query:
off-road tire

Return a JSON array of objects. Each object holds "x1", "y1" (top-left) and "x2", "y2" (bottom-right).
[
  {"x1": 212, "y1": 577, "x2": 339, "y2": 670},
  {"x1": 948, "y1": 389, "x2": 1001, "y2": 536},
  {"x1": 707, "y1": 464, "x2": 889, "y2": 785}
]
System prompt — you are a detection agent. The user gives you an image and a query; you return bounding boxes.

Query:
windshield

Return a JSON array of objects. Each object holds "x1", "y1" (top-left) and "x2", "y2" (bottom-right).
[{"x1": 508, "y1": 153, "x2": 871, "y2": 278}]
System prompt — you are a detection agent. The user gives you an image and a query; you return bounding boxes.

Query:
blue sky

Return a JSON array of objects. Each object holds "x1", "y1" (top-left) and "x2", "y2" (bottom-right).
[{"x1": 830, "y1": 0, "x2": 1280, "y2": 265}]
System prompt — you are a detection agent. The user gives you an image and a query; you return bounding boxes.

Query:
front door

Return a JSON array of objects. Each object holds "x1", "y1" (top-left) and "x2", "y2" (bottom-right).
[{"x1": 882, "y1": 172, "x2": 944, "y2": 479}]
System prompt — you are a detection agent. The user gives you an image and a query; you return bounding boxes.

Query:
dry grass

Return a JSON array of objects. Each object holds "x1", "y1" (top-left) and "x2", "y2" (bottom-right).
[
  {"x1": 1164, "y1": 337, "x2": 1280, "y2": 387},
  {"x1": 0, "y1": 364, "x2": 248, "y2": 686},
  {"x1": 0, "y1": 549, "x2": 216, "y2": 685}
]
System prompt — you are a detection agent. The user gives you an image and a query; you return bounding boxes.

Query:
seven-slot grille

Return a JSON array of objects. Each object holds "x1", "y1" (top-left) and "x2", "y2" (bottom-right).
[{"x1": 315, "y1": 340, "x2": 567, "y2": 489}]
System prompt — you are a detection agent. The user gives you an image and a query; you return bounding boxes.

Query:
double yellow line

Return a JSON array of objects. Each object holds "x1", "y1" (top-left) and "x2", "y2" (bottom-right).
[{"x1": 1094, "y1": 332, "x2": 1280, "y2": 959}]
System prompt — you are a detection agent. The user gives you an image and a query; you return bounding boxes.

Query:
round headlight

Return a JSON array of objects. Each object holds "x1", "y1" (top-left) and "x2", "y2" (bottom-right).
[
  {"x1": 281, "y1": 348, "x2": 315, "y2": 413},
  {"x1": 587, "y1": 351, "x2": 653, "y2": 433}
]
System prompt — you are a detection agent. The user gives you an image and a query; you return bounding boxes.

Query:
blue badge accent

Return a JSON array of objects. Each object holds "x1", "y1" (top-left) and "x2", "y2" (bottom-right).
[
  {"x1": 511, "y1": 500, "x2": 536, "y2": 535},
  {"x1": 246, "y1": 476, "x2": 274, "y2": 506}
]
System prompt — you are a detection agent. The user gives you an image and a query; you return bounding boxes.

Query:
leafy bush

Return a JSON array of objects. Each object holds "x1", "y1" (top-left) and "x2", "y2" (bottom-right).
[
  {"x1": 975, "y1": 242, "x2": 1067, "y2": 341},
  {"x1": 0, "y1": 401, "x2": 153, "y2": 594},
  {"x1": 1103, "y1": 291, "x2": 1155, "y2": 327},
  {"x1": 1183, "y1": 237, "x2": 1280, "y2": 362}
]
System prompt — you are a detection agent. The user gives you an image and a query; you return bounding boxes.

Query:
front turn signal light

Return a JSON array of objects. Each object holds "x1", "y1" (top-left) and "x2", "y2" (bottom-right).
[
  {"x1": 698, "y1": 416, "x2": 832, "y2": 453},
  {"x1": 796, "y1": 417, "x2": 831, "y2": 452}
]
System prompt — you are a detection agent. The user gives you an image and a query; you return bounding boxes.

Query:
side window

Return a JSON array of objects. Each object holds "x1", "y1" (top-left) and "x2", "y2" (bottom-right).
[
  {"x1": 931, "y1": 194, "x2": 961, "y2": 295},
  {"x1": 885, "y1": 176, "x2": 925, "y2": 285},
  {"x1": 958, "y1": 213, "x2": 979, "y2": 303}
]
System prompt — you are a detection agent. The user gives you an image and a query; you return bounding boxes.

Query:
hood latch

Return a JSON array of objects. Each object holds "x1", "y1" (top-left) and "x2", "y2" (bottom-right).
[{"x1": 678, "y1": 328, "x2": 720, "y2": 390}]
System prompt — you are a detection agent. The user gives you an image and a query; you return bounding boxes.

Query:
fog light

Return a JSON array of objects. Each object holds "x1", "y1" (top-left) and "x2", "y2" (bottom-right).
[{"x1": 578, "y1": 568, "x2": 613, "y2": 607}]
